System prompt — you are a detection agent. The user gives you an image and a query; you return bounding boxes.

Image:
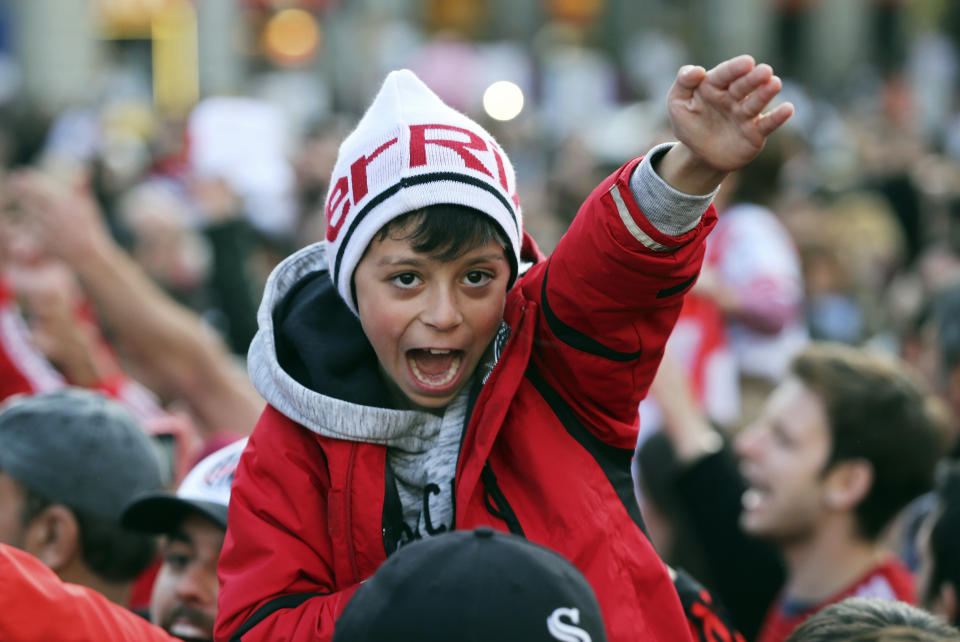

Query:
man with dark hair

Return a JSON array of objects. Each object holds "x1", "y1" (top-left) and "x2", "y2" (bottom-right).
[
  {"x1": 784, "y1": 597, "x2": 960, "y2": 642},
  {"x1": 0, "y1": 437, "x2": 244, "y2": 641},
  {"x1": 0, "y1": 388, "x2": 163, "y2": 605},
  {"x1": 652, "y1": 343, "x2": 949, "y2": 641}
]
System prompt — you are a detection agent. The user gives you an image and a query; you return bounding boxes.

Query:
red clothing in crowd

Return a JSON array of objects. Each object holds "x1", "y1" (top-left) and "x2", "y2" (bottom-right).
[
  {"x1": 216, "y1": 158, "x2": 716, "y2": 641},
  {"x1": 0, "y1": 543, "x2": 176, "y2": 642},
  {"x1": 756, "y1": 557, "x2": 915, "y2": 642}
]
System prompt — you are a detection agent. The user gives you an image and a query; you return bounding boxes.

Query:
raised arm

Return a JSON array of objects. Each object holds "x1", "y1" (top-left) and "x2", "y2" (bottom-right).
[
  {"x1": 11, "y1": 171, "x2": 263, "y2": 437},
  {"x1": 522, "y1": 55, "x2": 793, "y2": 444}
]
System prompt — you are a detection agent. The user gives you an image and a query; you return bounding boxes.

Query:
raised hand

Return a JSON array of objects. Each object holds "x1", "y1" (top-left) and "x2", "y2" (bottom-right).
[
  {"x1": 657, "y1": 55, "x2": 794, "y2": 194},
  {"x1": 9, "y1": 170, "x2": 111, "y2": 267}
]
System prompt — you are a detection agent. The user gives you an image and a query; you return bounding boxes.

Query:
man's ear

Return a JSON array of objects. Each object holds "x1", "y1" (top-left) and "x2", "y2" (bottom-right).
[
  {"x1": 21, "y1": 504, "x2": 80, "y2": 573},
  {"x1": 824, "y1": 459, "x2": 873, "y2": 511}
]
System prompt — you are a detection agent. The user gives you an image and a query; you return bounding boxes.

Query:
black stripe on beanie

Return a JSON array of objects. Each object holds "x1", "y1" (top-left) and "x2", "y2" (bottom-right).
[{"x1": 333, "y1": 171, "x2": 519, "y2": 285}]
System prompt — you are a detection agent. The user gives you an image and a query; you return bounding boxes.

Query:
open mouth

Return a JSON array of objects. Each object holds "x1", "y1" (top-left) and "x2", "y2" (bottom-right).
[
  {"x1": 406, "y1": 348, "x2": 464, "y2": 389},
  {"x1": 170, "y1": 619, "x2": 212, "y2": 641},
  {"x1": 741, "y1": 483, "x2": 771, "y2": 512}
]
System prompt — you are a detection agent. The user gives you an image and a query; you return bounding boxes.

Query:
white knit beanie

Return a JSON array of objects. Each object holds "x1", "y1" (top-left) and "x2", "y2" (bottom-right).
[{"x1": 323, "y1": 69, "x2": 522, "y2": 315}]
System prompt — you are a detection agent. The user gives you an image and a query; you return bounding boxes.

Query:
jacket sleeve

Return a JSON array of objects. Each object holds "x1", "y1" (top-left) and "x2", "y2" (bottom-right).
[
  {"x1": 674, "y1": 447, "x2": 785, "y2": 641},
  {"x1": 520, "y1": 154, "x2": 717, "y2": 448},
  {"x1": 215, "y1": 406, "x2": 359, "y2": 642},
  {"x1": 0, "y1": 543, "x2": 178, "y2": 642}
]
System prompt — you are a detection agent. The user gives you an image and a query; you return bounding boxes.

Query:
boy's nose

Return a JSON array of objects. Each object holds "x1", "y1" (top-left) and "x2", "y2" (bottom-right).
[{"x1": 420, "y1": 287, "x2": 463, "y2": 330}]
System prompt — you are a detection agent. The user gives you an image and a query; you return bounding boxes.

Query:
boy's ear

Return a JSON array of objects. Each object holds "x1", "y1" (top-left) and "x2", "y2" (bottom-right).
[
  {"x1": 22, "y1": 504, "x2": 80, "y2": 573},
  {"x1": 824, "y1": 459, "x2": 873, "y2": 511}
]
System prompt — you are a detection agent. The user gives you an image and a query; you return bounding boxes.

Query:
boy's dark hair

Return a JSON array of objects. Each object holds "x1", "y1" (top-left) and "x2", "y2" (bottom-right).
[
  {"x1": 791, "y1": 343, "x2": 947, "y2": 540},
  {"x1": 927, "y1": 462, "x2": 960, "y2": 625},
  {"x1": 353, "y1": 204, "x2": 512, "y2": 307},
  {"x1": 784, "y1": 597, "x2": 960, "y2": 642},
  {"x1": 21, "y1": 485, "x2": 157, "y2": 583},
  {"x1": 374, "y1": 204, "x2": 509, "y2": 263}
]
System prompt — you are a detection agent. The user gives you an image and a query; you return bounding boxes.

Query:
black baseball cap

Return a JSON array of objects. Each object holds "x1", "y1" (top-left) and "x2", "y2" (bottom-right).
[
  {"x1": 122, "y1": 437, "x2": 246, "y2": 534},
  {"x1": 332, "y1": 527, "x2": 608, "y2": 642}
]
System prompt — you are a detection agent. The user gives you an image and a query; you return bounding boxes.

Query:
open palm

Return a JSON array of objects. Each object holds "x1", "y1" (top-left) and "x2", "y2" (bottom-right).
[{"x1": 668, "y1": 55, "x2": 794, "y2": 173}]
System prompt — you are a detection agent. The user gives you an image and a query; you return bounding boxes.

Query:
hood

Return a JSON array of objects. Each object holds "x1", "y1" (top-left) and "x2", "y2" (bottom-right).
[
  {"x1": 248, "y1": 242, "x2": 443, "y2": 451},
  {"x1": 247, "y1": 234, "x2": 544, "y2": 449}
]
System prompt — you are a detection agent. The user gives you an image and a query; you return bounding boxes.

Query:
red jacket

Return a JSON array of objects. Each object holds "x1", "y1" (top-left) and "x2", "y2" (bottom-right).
[
  {"x1": 216, "y1": 158, "x2": 717, "y2": 641},
  {"x1": 0, "y1": 543, "x2": 177, "y2": 642}
]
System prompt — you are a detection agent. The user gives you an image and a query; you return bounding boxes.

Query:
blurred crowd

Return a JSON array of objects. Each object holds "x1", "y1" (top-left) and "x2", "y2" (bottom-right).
[{"x1": 1, "y1": 0, "x2": 960, "y2": 641}]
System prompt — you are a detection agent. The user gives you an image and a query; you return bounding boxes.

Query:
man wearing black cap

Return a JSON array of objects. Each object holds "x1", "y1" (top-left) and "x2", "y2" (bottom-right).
[
  {"x1": 333, "y1": 527, "x2": 607, "y2": 642},
  {"x1": 122, "y1": 437, "x2": 246, "y2": 642},
  {"x1": 0, "y1": 388, "x2": 163, "y2": 605}
]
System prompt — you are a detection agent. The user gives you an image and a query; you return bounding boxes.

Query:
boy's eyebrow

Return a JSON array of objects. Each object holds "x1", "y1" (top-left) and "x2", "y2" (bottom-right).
[
  {"x1": 376, "y1": 255, "x2": 428, "y2": 267},
  {"x1": 464, "y1": 253, "x2": 508, "y2": 264}
]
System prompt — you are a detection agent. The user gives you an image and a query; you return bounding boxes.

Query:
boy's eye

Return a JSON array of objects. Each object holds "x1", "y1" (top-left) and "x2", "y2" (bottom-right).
[
  {"x1": 390, "y1": 273, "x2": 421, "y2": 288},
  {"x1": 463, "y1": 270, "x2": 493, "y2": 286}
]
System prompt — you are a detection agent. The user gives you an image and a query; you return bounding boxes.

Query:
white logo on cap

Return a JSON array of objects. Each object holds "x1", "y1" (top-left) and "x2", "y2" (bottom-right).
[{"x1": 547, "y1": 607, "x2": 593, "y2": 642}]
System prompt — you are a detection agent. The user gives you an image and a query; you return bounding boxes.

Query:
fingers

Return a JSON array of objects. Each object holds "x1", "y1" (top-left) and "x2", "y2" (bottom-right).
[
  {"x1": 670, "y1": 65, "x2": 707, "y2": 102},
  {"x1": 757, "y1": 102, "x2": 795, "y2": 138},
  {"x1": 728, "y1": 64, "x2": 773, "y2": 102},
  {"x1": 705, "y1": 54, "x2": 755, "y2": 89},
  {"x1": 741, "y1": 74, "x2": 782, "y2": 117}
]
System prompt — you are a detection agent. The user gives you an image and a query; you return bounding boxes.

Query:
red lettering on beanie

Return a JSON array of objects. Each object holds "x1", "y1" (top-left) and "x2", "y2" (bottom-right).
[
  {"x1": 325, "y1": 176, "x2": 351, "y2": 242},
  {"x1": 350, "y1": 137, "x2": 398, "y2": 203},
  {"x1": 489, "y1": 141, "x2": 510, "y2": 193},
  {"x1": 409, "y1": 124, "x2": 492, "y2": 177}
]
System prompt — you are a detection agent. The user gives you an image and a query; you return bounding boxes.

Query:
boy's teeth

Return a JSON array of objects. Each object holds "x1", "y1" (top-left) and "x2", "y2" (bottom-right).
[{"x1": 408, "y1": 351, "x2": 462, "y2": 387}]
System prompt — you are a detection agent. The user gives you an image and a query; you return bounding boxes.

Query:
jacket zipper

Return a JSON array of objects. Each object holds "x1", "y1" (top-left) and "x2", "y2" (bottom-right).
[{"x1": 344, "y1": 442, "x2": 361, "y2": 584}]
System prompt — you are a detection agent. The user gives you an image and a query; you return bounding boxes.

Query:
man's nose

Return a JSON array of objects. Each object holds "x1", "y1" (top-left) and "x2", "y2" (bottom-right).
[
  {"x1": 734, "y1": 422, "x2": 764, "y2": 460},
  {"x1": 175, "y1": 563, "x2": 218, "y2": 606}
]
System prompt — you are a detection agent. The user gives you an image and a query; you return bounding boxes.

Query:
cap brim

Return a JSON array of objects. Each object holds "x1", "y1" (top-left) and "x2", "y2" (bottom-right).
[{"x1": 121, "y1": 492, "x2": 228, "y2": 533}]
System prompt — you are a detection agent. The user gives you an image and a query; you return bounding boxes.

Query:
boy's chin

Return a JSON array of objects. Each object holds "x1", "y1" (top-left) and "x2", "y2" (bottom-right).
[{"x1": 402, "y1": 387, "x2": 461, "y2": 411}]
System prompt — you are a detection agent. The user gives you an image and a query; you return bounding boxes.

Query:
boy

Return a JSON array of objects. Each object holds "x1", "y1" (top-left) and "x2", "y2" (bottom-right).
[{"x1": 216, "y1": 55, "x2": 793, "y2": 641}]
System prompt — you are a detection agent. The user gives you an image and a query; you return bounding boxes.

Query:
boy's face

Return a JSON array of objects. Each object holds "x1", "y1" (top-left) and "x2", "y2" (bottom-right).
[{"x1": 353, "y1": 226, "x2": 510, "y2": 409}]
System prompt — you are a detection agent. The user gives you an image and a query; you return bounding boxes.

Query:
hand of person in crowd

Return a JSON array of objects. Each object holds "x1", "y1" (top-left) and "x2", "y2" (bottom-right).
[
  {"x1": 6, "y1": 256, "x2": 117, "y2": 387},
  {"x1": 649, "y1": 350, "x2": 723, "y2": 465},
  {"x1": 7, "y1": 167, "x2": 263, "y2": 438},
  {"x1": 657, "y1": 55, "x2": 794, "y2": 194},
  {"x1": 8, "y1": 169, "x2": 111, "y2": 270}
]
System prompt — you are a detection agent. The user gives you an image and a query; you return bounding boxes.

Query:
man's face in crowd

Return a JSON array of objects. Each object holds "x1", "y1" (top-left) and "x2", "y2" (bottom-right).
[
  {"x1": 0, "y1": 471, "x2": 26, "y2": 548},
  {"x1": 735, "y1": 378, "x2": 832, "y2": 543},
  {"x1": 353, "y1": 226, "x2": 510, "y2": 410},
  {"x1": 150, "y1": 512, "x2": 224, "y2": 642}
]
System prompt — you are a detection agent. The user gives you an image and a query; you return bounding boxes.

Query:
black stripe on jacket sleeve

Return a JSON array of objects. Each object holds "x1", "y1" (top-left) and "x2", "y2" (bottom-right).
[
  {"x1": 526, "y1": 368, "x2": 648, "y2": 537},
  {"x1": 229, "y1": 592, "x2": 329, "y2": 641},
  {"x1": 656, "y1": 273, "x2": 697, "y2": 299},
  {"x1": 539, "y1": 263, "x2": 643, "y2": 362}
]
